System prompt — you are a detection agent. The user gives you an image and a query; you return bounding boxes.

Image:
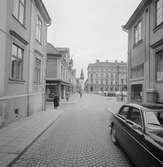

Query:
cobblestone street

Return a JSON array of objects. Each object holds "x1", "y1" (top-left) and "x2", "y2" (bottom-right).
[{"x1": 12, "y1": 94, "x2": 133, "y2": 167}]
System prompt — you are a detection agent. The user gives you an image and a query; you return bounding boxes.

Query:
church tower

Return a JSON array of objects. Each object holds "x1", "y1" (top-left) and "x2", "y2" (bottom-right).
[
  {"x1": 79, "y1": 69, "x2": 84, "y2": 91},
  {"x1": 80, "y1": 69, "x2": 84, "y2": 80}
]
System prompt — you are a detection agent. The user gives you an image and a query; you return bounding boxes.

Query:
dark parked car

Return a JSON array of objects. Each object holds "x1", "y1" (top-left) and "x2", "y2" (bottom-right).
[{"x1": 110, "y1": 103, "x2": 163, "y2": 167}]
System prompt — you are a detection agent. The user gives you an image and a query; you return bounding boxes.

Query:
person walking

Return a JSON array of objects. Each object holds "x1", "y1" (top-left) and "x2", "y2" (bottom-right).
[
  {"x1": 79, "y1": 90, "x2": 82, "y2": 98},
  {"x1": 53, "y1": 94, "x2": 59, "y2": 109},
  {"x1": 66, "y1": 91, "x2": 69, "y2": 102}
]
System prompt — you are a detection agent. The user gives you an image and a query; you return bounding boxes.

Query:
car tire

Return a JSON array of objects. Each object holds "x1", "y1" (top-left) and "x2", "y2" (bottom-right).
[{"x1": 111, "y1": 125, "x2": 118, "y2": 145}]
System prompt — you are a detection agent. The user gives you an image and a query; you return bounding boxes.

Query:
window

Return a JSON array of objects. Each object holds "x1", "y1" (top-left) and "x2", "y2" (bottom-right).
[
  {"x1": 119, "y1": 106, "x2": 130, "y2": 119},
  {"x1": 128, "y1": 107, "x2": 142, "y2": 126},
  {"x1": 11, "y1": 44, "x2": 24, "y2": 80},
  {"x1": 36, "y1": 16, "x2": 42, "y2": 43},
  {"x1": 134, "y1": 21, "x2": 142, "y2": 44},
  {"x1": 145, "y1": 111, "x2": 163, "y2": 127},
  {"x1": 156, "y1": 51, "x2": 163, "y2": 81},
  {"x1": 156, "y1": 0, "x2": 163, "y2": 26},
  {"x1": 130, "y1": 64, "x2": 144, "y2": 79},
  {"x1": 13, "y1": 0, "x2": 25, "y2": 24},
  {"x1": 34, "y1": 58, "x2": 41, "y2": 84}
]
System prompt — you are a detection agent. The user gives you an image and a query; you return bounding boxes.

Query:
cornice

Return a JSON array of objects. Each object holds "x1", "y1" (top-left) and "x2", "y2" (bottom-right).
[
  {"x1": 34, "y1": 0, "x2": 51, "y2": 25},
  {"x1": 10, "y1": 30, "x2": 29, "y2": 45},
  {"x1": 123, "y1": 0, "x2": 152, "y2": 30}
]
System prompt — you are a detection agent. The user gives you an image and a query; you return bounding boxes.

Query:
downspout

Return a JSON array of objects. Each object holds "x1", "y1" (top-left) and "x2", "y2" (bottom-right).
[
  {"x1": 44, "y1": 23, "x2": 51, "y2": 111},
  {"x1": 27, "y1": 0, "x2": 33, "y2": 116},
  {"x1": 148, "y1": 5, "x2": 151, "y2": 89}
]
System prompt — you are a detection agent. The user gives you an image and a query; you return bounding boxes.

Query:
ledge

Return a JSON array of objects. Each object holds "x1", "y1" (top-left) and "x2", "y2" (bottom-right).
[{"x1": 9, "y1": 30, "x2": 29, "y2": 45}]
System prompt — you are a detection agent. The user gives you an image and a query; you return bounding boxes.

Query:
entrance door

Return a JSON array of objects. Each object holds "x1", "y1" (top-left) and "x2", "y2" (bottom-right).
[{"x1": 131, "y1": 84, "x2": 142, "y2": 102}]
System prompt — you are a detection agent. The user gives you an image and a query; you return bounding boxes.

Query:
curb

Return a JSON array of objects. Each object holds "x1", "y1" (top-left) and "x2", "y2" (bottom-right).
[{"x1": 6, "y1": 110, "x2": 63, "y2": 167}]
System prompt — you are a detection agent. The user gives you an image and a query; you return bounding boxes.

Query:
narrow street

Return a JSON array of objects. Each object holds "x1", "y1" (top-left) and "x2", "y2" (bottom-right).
[{"x1": 12, "y1": 94, "x2": 133, "y2": 167}]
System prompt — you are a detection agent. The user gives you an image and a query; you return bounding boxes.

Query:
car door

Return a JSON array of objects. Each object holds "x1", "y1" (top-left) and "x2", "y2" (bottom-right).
[
  {"x1": 123, "y1": 107, "x2": 147, "y2": 167},
  {"x1": 114, "y1": 105, "x2": 131, "y2": 147},
  {"x1": 125, "y1": 107, "x2": 162, "y2": 167}
]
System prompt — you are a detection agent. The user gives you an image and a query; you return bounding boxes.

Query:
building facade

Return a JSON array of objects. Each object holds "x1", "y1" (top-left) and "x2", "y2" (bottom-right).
[
  {"x1": 87, "y1": 60, "x2": 127, "y2": 93},
  {"x1": 123, "y1": 0, "x2": 163, "y2": 104},
  {"x1": 0, "y1": 0, "x2": 51, "y2": 126},
  {"x1": 46, "y1": 43, "x2": 76, "y2": 101}
]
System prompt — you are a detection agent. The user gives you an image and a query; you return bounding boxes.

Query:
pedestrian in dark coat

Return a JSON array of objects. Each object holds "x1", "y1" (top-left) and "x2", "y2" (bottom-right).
[
  {"x1": 66, "y1": 91, "x2": 69, "y2": 102},
  {"x1": 53, "y1": 94, "x2": 59, "y2": 109}
]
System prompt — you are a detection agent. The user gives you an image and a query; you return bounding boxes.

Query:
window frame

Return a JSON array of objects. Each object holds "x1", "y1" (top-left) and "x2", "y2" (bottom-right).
[
  {"x1": 156, "y1": 50, "x2": 163, "y2": 82},
  {"x1": 118, "y1": 105, "x2": 130, "y2": 120},
  {"x1": 10, "y1": 43, "x2": 24, "y2": 81},
  {"x1": 36, "y1": 15, "x2": 42, "y2": 44},
  {"x1": 134, "y1": 20, "x2": 142, "y2": 46},
  {"x1": 155, "y1": 0, "x2": 163, "y2": 27},
  {"x1": 13, "y1": 0, "x2": 26, "y2": 25},
  {"x1": 34, "y1": 57, "x2": 42, "y2": 84},
  {"x1": 127, "y1": 107, "x2": 143, "y2": 127}
]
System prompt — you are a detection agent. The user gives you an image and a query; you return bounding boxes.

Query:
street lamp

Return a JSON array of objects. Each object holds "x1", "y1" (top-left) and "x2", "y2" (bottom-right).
[{"x1": 121, "y1": 78, "x2": 124, "y2": 101}]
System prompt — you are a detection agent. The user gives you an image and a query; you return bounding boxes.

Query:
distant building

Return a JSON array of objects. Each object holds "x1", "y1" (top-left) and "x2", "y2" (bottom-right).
[
  {"x1": 76, "y1": 78, "x2": 81, "y2": 93},
  {"x1": 46, "y1": 43, "x2": 76, "y2": 101},
  {"x1": 123, "y1": 0, "x2": 163, "y2": 104},
  {"x1": 87, "y1": 60, "x2": 127, "y2": 93},
  {"x1": 0, "y1": 0, "x2": 51, "y2": 126}
]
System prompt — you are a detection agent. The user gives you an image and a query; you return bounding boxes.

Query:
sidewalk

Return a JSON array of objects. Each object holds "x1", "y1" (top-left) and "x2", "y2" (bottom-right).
[
  {"x1": 106, "y1": 97, "x2": 126, "y2": 114},
  {"x1": 0, "y1": 107, "x2": 63, "y2": 167},
  {"x1": 60, "y1": 93, "x2": 80, "y2": 104}
]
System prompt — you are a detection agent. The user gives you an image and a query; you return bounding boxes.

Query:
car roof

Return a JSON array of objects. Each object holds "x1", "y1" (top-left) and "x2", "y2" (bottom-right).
[{"x1": 124, "y1": 103, "x2": 163, "y2": 112}]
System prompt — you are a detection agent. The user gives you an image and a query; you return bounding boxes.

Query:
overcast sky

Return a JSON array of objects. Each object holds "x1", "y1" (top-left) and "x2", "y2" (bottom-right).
[{"x1": 43, "y1": 0, "x2": 141, "y2": 78}]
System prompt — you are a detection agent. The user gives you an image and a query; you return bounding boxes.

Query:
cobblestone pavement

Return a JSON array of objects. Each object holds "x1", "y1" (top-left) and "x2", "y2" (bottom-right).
[{"x1": 12, "y1": 94, "x2": 133, "y2": 167}]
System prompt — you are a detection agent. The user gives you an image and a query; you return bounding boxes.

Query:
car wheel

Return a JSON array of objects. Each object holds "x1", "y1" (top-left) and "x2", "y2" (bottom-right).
[{"x1": 111, "y1": 125, "x2": 118, "y2": 145}]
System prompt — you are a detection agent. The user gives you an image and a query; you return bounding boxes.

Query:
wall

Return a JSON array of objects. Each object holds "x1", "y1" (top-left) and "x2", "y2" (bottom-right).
[
  {"x1": 46, "y1": 56, "x2": 58, "y2": 79},
  {"x1": 28, "y1": 0, "x2": 48, "y2": 113}
]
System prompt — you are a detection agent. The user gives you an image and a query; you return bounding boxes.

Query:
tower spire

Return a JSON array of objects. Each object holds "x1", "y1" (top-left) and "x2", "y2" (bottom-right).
[{"x1": 80, "y1": 69, "x2": 84, "y2": 80}]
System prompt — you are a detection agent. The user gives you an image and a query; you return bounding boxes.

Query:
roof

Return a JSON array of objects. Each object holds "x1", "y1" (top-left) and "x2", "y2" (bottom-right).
[
  {"x1": 88, "y1": 61, "x2": 127, "y2": 68},
  {"x1": 34, "y1": 0, "x2": 51, "y2": 25},
  {"x1": 123, "y1": 0, "x2": 151, "y2": 30},
  {"x1": 126, "y1": 103, "x2": 163, "y2": 111},
  {"x1": 47, "y1": 43, "x2": 61, "y2": 56},
  {"x1": 56, "y1": 48, "x2": 69, "y2": 52}
]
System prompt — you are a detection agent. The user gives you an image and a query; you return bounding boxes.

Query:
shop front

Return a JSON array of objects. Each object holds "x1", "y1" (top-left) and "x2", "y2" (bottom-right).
[{"x1": 46, "y1": 80, "x2": 71, "y2": 101}]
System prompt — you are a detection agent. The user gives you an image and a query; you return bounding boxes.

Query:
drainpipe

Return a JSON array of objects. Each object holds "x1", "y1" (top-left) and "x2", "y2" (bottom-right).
[{"x1": 27, "y1": 0, "x2": 33, "y2": 117}]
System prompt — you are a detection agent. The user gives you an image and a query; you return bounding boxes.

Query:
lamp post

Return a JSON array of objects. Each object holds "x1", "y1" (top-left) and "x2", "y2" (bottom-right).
[{"x1": 121, "y1": 78, "x2": 124, "y2": 101}]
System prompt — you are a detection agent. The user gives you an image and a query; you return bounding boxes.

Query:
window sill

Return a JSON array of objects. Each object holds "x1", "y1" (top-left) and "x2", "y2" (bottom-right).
[
  {"x1": 133, "y1": 40, "x2": 143, "y2": 48},
  {"x1": 156, "y1": 80, "x2": 163, "y2": 83},
  {"x1": 129, "y1": 77, "x2": 144, "y2": 81},
  {"x1": 12, "y1": 14, "x2": 26, "y2": 30},
  {"x1": 33, "y1": 82, "x2": 42, "y2": 85},
  {"x1": 8, "y1": 79, "x2": 25, "y2": 84},
  {"x1": 153, "y1": 22, "x2": 163, "y2": 33}
]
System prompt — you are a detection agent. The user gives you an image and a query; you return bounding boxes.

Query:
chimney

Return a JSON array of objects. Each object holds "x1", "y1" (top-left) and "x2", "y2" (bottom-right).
[{"x1": 96, "y1": 59, "x2": 100, "y2": 63}]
